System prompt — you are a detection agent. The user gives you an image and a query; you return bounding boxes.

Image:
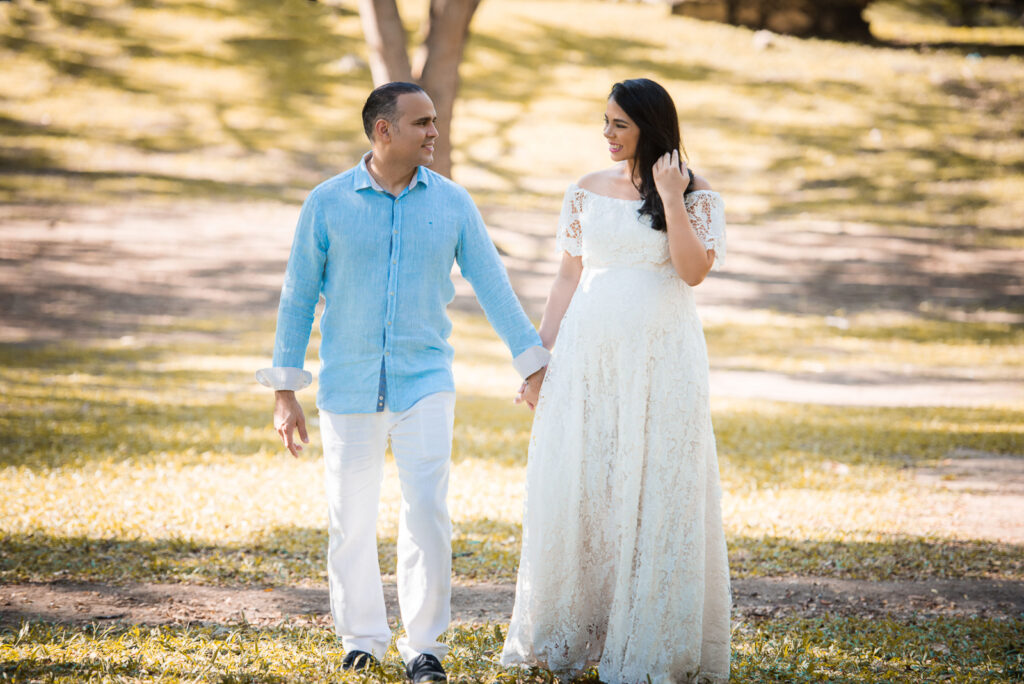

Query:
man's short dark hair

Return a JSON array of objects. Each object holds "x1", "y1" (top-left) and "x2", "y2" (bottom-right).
[{"x1": 362, "y1": 82, "x2": 426, "y2": 141}]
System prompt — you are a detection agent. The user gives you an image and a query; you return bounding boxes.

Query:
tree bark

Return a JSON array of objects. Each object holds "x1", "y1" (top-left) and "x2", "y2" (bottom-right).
[
  {"x1": 412, "y1": 0, "x2": 483, "y2": 178},
  {"x1": 357, "y1": 0, "x2": 412, "y2": 84},
  {"x1": 356, "y1": 0, "x2": 482, "y2": 178}
]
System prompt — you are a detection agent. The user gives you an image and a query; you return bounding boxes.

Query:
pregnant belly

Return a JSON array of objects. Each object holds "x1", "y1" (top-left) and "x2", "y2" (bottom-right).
[{"x1": 568, "y1": 266, "x2": 699, "y2": 339}]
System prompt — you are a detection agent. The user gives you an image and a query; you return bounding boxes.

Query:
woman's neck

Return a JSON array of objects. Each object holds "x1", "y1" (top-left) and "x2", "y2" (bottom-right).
[{"x1": 624, "y1": 159, "x2": 642, "y2": 188}]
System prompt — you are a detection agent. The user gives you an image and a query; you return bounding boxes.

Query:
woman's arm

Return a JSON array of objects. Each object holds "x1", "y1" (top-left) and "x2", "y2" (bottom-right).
[
  {"x1": 654, "y1": 151, "x2": 715, "y2": 286},
  {"x1": 538, "y1": 251, "x2": 584, "y2": 349},
  {"x1": 517, "y1": 251, "x2": 583, "y2": 409}
]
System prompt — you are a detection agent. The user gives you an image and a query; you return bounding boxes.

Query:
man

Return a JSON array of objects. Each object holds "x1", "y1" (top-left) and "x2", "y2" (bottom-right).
[{"x1": 256, "y1": 82, "x2": 547, "y2": 683}]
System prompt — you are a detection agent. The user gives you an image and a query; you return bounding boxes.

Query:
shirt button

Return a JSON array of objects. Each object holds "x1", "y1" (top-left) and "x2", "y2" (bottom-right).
[
  {"x1": 389, "y1": 292, "x2": 394, "y2": 296},
  {"x1": 378, "y1": 395, "x2": 384, "y2": 400},
  {"x1": 393, "y1": 230, "x2": 398, "y2": 235},
  {"x1": 385, "y1": 352, "x2": 391, "y2": 357},
  {"x1": 387, "y1": 321, "x2": 392, "y2": 326},
  {"x1": 392, "y1": 259, "x2": 397, "y2": 264}
]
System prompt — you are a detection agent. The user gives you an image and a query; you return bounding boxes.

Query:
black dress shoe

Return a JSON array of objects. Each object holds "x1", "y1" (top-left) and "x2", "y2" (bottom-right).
[
  {"x1": 405, "y1": 653, "x2": 447, "y2": 682},
  {"x1": 342, "y1": 649, "x2": 379, "y2": 671}
]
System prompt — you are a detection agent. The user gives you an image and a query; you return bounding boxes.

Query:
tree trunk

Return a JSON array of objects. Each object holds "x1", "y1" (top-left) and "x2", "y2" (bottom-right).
[
  {"x1": 357, "y1": 0, "x2": 412, "y2": 84},
  {"x1": 357, "y1": 0, "x2": 482, "y2": 178},
  {"x1": 412, "y1": 0, "x2": 483, "y2": 178}
]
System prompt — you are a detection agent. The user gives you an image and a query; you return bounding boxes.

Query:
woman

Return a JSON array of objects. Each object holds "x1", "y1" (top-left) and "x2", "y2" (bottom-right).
[{"x1": 501, "y1": 79, "x2": 731, "y2": 683}]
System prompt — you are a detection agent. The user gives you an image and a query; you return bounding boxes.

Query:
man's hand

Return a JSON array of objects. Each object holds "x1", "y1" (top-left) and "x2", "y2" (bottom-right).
[
  {"x1": 273, "y1": 390, "x2": 309, "y2": 458},
  {"x1": 514, "y1": 366, "x2": 547, "y2": 411}
]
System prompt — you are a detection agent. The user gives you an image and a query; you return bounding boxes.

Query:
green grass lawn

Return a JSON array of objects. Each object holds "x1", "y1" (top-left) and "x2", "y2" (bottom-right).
[
  {"x1": 2, "y1": 617, "x2": 1020, "y2": 682},
  {"x1": 1, "y1": 311, "x2": 1021, "y2": 587},
  {"x1": 2, "y1": 0, "x2": 1023, "y2": 251},
  {"x1": 1, "y1": 312, "x2": 1022, "y2": 681}
]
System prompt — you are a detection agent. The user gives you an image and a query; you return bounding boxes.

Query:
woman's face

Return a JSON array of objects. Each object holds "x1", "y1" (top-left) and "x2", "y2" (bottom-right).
[{"x1": 604, "y1": 97, "x2": 640, "y2": 163}]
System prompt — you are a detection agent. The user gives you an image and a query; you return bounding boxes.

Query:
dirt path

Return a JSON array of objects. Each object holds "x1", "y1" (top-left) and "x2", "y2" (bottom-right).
[{"x1": 3, "y1": 577, "x2": 1021, "y2": 629}]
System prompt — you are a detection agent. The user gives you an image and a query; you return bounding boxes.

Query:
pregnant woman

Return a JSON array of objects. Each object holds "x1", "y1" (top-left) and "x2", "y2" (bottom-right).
[{"x1": 502, "y1": 78, "x2": 731, "y2": 683}]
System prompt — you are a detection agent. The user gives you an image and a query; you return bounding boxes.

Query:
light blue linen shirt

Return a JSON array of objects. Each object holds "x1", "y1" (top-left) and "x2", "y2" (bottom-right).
[{"x1": 257, "y1": 154, "x2": 548, "y2": 414}]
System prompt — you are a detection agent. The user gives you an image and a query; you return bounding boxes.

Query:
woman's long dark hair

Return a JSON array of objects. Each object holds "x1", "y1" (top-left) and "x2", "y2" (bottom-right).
[{"x1": 609, "y1": 79, "x2": 688, "y2": 232}]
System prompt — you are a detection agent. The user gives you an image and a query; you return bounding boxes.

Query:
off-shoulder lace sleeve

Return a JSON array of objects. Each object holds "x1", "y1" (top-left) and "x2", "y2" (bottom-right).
[
  {"x1": 685, "y1": 190, "x2": 726, "y2": 271},
  {"x1": 556, "y1": 184, "x2": 585, "y2": 256}
]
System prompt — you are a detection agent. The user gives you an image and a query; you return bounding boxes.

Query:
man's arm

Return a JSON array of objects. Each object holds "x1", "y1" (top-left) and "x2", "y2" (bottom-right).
[
  {"x1": 256, "y1": 191, "x2": 328, "y2": 455},
  {"x1": 514, "y1": 251, "x2": 584, "y2": 409},
  {"x1": 454, "y1": 193, "x2": 549, "y2": 380}
]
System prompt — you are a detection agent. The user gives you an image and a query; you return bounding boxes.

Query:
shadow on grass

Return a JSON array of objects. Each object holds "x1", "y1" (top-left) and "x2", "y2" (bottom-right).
[
  {"x1": 715, "y1": 402, "x2": 1024, "y2": 484},
  {"x1": 705, "y1": 233, "x2": 1024, "y2": 315},
  {"x1": 0, "y1": 521, "x2": 513, "y2": 586},
  {"x1": 730, "y1": 613, "x2": 1022, "y2": 682},
  {"x1": 873, "y1": 36, "x2": 1024, "y2": 56},
  {"x1": 2, "y1": 0, "x2": 1021, "y2": 226},
  {"x1": 0, "y1": 530, "x2": 325, "y2": 587},
  {"x1": 0, "y1": 620, "x2": 355, "y2": 682},
  {"x1": 455, "y1": 16, "x2": 1023, "y2": 315},
  {"x1": 0, "y1": 233, "x2": 290, "y2": 343},
  {"x1": 457, "y1": 20, "x2": 728, "y2": 203},
  {"x1": 2, "y1": 527, "x2": 1020, "y2": 586},
  {"x1": 0, "y1": 378, "x2": 275, "y2": 470},
  {"x1": 0, "y1": 614, "x2": 1019, "y2": 682},
  {"x1": 0, "y1": 331, "x2": 293, "y2": 469},
  {"x1": 460, "y1": 15, "x2": 1021, "y2": 216},
  {"x1": 0, "y1": 347, "x2": 528, "y2": 471},
  {"x1": 728, "y1": 534, "x2": 1024, "y2": 580},
  {"x1": 2, "y1": 0, "x2": 1020, "y2": 323},
  {"x1": 0, "y1": 0, "x2": 367, "y2": 204}
]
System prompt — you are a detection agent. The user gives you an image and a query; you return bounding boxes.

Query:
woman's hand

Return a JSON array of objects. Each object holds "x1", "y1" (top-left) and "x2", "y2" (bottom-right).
[
  {"x1": 652, "y1": 149, "x2": 689, "y2": 200},
  {"x1": 514, "y1": 366, "x2": 547, "y2": 411}
]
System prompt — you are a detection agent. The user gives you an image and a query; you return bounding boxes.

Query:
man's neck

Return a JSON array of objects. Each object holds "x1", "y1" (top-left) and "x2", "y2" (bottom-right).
[{"x1": 367, "y1": 152, "x2": 417, "y2": 196}]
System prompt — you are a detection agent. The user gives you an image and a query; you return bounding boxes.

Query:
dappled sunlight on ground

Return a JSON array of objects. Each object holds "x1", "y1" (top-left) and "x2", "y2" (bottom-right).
[{"x1": 1, "y1": 312, "x2": 1020, "y2": 589}]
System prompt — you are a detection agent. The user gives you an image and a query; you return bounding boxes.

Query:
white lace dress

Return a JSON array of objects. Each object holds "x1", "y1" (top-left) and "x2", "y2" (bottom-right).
[{"x1": 501, "y1": 185, "x2": 731, "y2": 684}]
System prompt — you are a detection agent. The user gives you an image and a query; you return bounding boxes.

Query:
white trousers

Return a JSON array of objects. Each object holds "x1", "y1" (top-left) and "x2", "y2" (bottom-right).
[{"x1": 320, "y1": 391, "x2": 456, "y2": 664}]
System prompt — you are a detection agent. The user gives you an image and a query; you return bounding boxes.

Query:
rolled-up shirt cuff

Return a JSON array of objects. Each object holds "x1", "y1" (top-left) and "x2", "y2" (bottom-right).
[
  {"x1": 255, "y1": 367, "x2": 313, "y2": 391},
  {"x1": 512, "y1": 345, "x2": 551, "y2": 379}
]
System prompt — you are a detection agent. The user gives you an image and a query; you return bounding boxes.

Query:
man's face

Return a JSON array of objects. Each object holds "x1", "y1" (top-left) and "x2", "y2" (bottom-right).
[{"x1": 385, "y1": 91, "x2": 439, "y2": 167}]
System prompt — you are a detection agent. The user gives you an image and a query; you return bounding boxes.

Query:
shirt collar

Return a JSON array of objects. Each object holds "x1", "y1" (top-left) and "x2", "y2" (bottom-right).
[{"x1": 354, "y1": 152, "x2": 429, "y2": 195}]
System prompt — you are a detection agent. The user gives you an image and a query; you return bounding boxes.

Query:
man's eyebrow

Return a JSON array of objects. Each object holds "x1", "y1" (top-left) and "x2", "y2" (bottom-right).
[{"x1": 412, "y1": 116, "x2": 437, "y2": 124}]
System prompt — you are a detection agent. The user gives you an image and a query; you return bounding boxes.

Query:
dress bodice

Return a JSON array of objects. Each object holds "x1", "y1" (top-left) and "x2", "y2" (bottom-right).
[{"x1": 556, "y1": 184, "x2": 727, "y2": 272}]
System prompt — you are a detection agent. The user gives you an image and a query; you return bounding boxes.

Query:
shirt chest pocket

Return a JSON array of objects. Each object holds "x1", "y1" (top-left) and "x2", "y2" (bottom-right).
[{"x1": 402, "y1": 217, "x2": 459, "y2": 266}]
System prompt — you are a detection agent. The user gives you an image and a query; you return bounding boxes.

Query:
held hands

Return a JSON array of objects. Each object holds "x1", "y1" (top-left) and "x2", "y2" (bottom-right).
[
  {"x1": 514, "y1": 366, "x2": 547, "y2": 411},
  {"x1": 273, "y1": 390, "x2": 309, "y2": 458},
  {"x1": 652, "y1": 149, "x2": 689, "y2": 201}
]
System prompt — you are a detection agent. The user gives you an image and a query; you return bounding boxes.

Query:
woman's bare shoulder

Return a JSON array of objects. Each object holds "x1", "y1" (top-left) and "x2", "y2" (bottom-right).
[{"x1": 575, "y1": 167, "x2": 619, "y2": 193}]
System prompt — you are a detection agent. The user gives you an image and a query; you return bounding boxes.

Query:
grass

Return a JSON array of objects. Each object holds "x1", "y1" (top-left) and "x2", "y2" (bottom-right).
[
  {"x1": 0, "y1": 616, "x2": 1021, "y2": 682},
  {"x1": 1, "y1": 311, "x2": 1021, "y2": 587},
  {"x1": 703, "y1": 312, "x2": 1024, "y2": 379},
  {"x1": 2, "y1": 0, "x2": 1023, "y2": 252}
]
